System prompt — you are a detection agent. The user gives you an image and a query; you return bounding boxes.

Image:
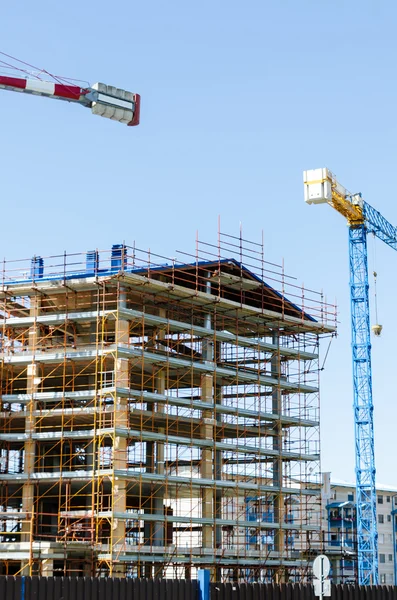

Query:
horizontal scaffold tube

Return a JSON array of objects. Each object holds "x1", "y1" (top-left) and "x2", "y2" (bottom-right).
[
  {"x1": 1, "y1": 387, "x2": 319, "y2": 427},
  {"x1": 1, "y1": 345, "x2": 318, "y2": 393},
  {"x1": 0, "y1": 427, "x2": 318, "y2": 461}
]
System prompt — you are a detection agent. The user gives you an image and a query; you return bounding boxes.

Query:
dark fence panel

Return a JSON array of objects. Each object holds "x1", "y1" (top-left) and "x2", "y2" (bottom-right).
[
  {"x1": 211, "y1": 582, "x2": 397, "y2": 600},
  {"x1": 211, "y1": 582, "x2": 315, "y2": 600},
  {"x1": 3, "y1": 576, "x2": 397, "y2": 600},
  {"x1": 0, "y1": 576, "x2": 198, "y2": 600}
]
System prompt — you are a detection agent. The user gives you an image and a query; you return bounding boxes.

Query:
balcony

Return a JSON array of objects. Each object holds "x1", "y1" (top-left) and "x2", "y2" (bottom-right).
[
  {"x1": 327, "y1": 501, "x2": 356, "y2": 529},
  {"x1": 329, "y1": 538, "x2": 355, "y2": 548}
]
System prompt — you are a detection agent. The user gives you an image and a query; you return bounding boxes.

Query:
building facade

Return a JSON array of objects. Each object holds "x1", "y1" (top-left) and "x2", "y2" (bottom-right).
[
  {"x1": 322, "y1": 477, "x2": 397, "y2": 585},
  {"x1": 0, "y1": 238, "x2": 335, "y2": 580}
]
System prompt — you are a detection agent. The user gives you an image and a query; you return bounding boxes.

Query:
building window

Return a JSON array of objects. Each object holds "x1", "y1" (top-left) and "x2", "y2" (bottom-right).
[
  {"x1": 380, "y1": 554, "x2": 385, "y2": 564},
  {"x1": 379, "y1": 514, "x2": 384, "y2": 524},
  {"x1": 389, "y1": 554, "x2": 393, "y2": 562},
  {"x1": 380, "y1": 574, "x2": 386, "y2": 584},
  {"x1": 387, "y1": 496, "x2": 391, "y2": 503},
  {"x1": 348, "y1": 493, "x2": 354, "y2": 501},
  {"x1": 388, "y1": 574, "x2": 394, "y2": 584},
  {"x1": 379, "y1": 534, "x2": 384, "y2": 544},
  {"x1": 378, "y1": 495, "x2": 384, "y2": 504},
  {"x1": 388, "y1": 515, "x2": 392, "y2": 522}
]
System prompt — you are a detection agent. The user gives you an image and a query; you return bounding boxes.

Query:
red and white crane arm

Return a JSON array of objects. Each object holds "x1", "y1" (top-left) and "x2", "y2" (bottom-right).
[{"x1": 0, "y1": 70, "x2": 140, "y2": 126}]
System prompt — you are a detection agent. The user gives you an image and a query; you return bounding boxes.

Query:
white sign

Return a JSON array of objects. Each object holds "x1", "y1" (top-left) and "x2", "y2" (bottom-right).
[
  {"x1": 313, "y1": 555, "x2": 331, "y2": 579},
  {"x1": 313, "y1": 580, "x2": 331, "y2": 597},
  {"x1": 313, "y1": 555, "x2": 331, "y2": 599}
]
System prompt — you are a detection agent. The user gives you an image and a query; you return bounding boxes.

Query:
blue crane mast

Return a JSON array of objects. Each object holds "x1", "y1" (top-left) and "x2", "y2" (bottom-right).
[{"x1": 304, "y1": 168, "x2": 397, "y2": 586}]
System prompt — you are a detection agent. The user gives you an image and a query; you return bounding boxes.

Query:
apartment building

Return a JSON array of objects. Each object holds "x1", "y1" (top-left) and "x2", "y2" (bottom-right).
[{"x1": 322, "y1": 477, "x2": 397, "y2": 585}]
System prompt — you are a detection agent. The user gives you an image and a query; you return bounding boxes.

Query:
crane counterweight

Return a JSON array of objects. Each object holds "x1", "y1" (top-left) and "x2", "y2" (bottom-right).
[
  {"x1": 304, "y1": 168, "x2": 364, "y2": 225},
  {"x1": 0, "y1": 74, "x2": 140, "y2": 126}
]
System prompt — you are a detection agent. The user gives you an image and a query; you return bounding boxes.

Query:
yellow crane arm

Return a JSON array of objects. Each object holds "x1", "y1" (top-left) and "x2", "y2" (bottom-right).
[{"x1": 303, "y1": 168, "x2": 364, "y2": 226}]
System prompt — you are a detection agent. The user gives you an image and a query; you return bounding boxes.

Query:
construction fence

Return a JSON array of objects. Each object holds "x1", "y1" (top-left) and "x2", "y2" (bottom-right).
[
  {"x1": 211, "y1": 582, "x2": 397, "y2": 600},
  {"x1": 1, "y1": 578, "x2": 397, "y2": 600},
  {"x1": 0, "y1": 576, "x2": 197, "y2": 600}
]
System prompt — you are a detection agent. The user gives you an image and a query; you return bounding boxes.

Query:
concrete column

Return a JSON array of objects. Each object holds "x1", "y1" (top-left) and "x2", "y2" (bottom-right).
[
  {"x1": 201, "y1": 373, "x2": 214, "y2": 550},
  {"x1": 86, "y1": 317, "x2": 98, "y2": 520},
  {"x1": 185, "y1": 564, "x2": 192, "y2": 579},
  {"x1": 153, "y1": 311, "x2": 166, "y2": 548},
  {"x1": 113, "y1": 359, "x2": 128, "y2": 512},
  {"x1": 41, "y1": 558, "x2": 53, "y2": 577},
  {"x1": 85, "y1": 441, "x2": 95, "y2": 517},
  {"x1": 21, "y1": 295, "x2": 41, "y2": 575},
  {"x1": 144, "y1": 310, "x2": 167, "y2": 579},
  {"x1": 111, "y1": 288, "x2": 129, "y2": 575},
  {"x1": 152, "y1": 362, "x2": 165, "y2": 579},
  {"x1": 214, "y1": 342, "x2": 223, "y2": 581},
  {"x1": 201, "y1": 279, "x2": 215, "y2": 561},
  {"x1": 83, "y1": 558, "x2": 93, "y2": 577},
  {"x1": 271, "y1": 331, "x2": 285, "y2": 582},
  {"x1": 144, "y1": 436, "x2": 154, "y2": 579}
]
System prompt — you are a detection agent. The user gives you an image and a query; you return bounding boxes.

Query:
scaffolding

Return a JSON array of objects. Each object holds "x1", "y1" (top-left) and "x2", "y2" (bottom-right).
[{"x1": 0, "y1": 230, "x2": 336, "y2": 580}]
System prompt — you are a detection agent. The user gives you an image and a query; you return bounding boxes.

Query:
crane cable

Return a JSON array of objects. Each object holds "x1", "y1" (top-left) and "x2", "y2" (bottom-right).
[
  {"x1": 371, "y1": 233, "x2": 382, "y2": 336},
  {"x1": 372, "y1": 233, "x2": 378, "y2": 320},
  {"x1": 373, "y1": 272, "x2": 379, "y2": 324},
  {"x1": 0, "y1": 51, "x2": 89, "y2": 89}
]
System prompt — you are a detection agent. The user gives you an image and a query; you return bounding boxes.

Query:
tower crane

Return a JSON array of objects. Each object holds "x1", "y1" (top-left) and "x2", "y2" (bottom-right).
[
  {"x1": 0, "y1": 52, "x2": 140, "y2": 126},
  {"x1": 304, "y1": 168, "x2": 397, "y2": 585}
]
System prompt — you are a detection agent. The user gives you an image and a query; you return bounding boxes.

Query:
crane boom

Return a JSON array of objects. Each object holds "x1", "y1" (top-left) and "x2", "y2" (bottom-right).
[
  {"x1": 0, "y1": 74, "x2": 140, "y2": 126},
  {"x1": 303, "y1": 167, "x2": 397, "y2": 247},
  {"x1": 363, "y1": 202, "x2": 397, "y2": 250},
  {"x1": 303, "y1": 167, "x2": 397, "y2": 585}
]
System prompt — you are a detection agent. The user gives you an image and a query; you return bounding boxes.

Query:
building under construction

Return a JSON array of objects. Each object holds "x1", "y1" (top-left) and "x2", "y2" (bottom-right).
[{"x1": 0, "y1": 232, "x2": 335, "y2": 580}]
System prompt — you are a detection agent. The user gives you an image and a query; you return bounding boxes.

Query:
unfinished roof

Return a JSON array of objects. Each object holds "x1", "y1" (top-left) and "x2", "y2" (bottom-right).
[{"x1": 0, "y1": 244, "x2": 336, "y2": 335}]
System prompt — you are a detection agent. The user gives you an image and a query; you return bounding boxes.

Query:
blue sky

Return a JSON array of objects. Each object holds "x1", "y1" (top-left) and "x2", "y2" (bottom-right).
[{"x1": 2, "y1": 0, "x2": 397, "y2": 484}]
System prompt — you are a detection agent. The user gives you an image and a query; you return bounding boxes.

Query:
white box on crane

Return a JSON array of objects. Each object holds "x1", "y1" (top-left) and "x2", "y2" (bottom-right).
[{"x1": 303, "y1": 168, "x2": 332, "y2": 205}]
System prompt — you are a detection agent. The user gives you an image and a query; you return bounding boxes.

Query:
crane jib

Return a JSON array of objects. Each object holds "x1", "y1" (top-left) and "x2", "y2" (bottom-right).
[
  {"x1": 0, "y1": 75, "x2": 84, "y2": 101},
  {"x1": 0, "y1": 74, "x2": 140, "y2": 126}
]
